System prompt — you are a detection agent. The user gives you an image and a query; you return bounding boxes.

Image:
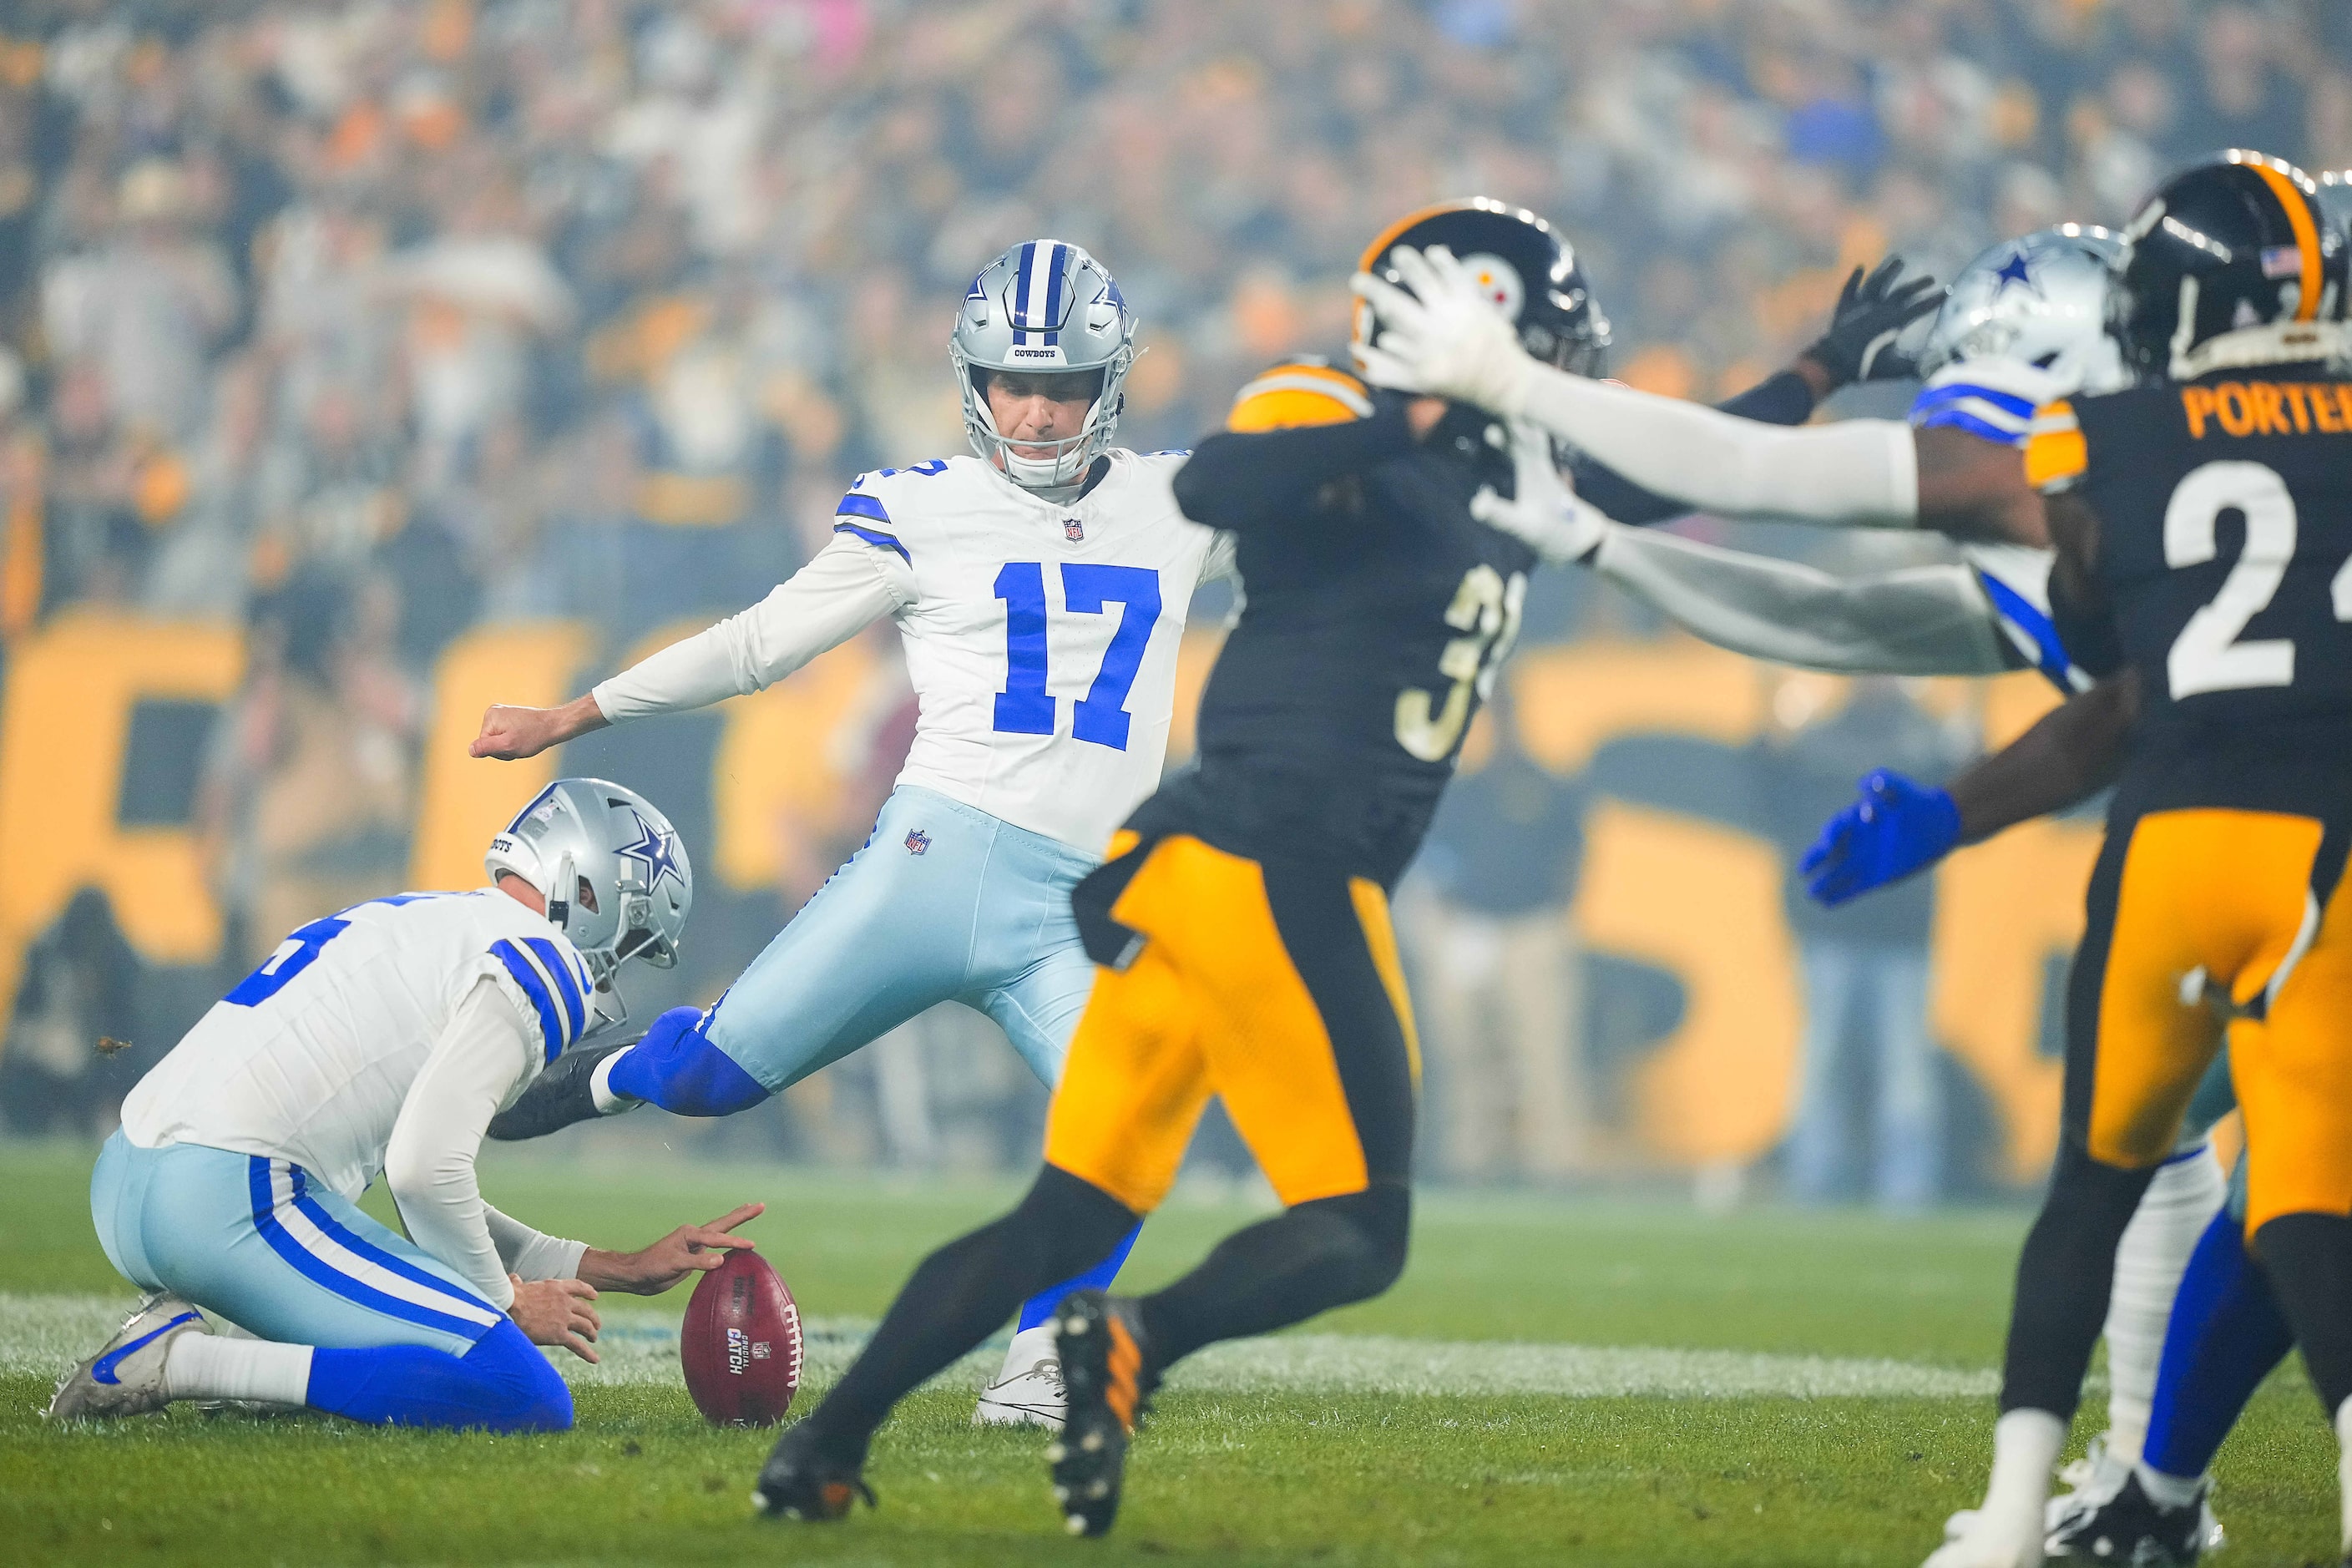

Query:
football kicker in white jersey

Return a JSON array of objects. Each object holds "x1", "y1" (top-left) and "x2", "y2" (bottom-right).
[
  {"x1": 470, "y1": 237, "x2": 1237, "y2": 1429},
  {"x1": 50, "y1": 779, "x2": 760, "y2": 1434}
]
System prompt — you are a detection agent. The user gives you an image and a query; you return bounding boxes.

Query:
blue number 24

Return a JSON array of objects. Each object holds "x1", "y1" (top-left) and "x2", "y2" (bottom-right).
[{"x1": 992, "y1": 563, "x2": 1162, "y2": 751}]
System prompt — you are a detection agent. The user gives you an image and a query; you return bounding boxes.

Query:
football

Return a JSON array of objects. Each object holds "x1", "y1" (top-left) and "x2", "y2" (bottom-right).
[{"x1": 680, "y1": 1248, "x2": 803, "y2": 1428}]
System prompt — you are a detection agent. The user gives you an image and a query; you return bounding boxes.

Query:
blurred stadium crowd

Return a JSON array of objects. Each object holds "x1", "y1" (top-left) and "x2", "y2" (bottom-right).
[{"x1": 0, "y1": 0, "x2": 2344, "y2": 1202}]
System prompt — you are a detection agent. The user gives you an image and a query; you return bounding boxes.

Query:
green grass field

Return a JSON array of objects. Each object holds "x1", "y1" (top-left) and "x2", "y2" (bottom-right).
[{"x1": 0, "y1": 1140, "x2": 2339, "y2": 1565}]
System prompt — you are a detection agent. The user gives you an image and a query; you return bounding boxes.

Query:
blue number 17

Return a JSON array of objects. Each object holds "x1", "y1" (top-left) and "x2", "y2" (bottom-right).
[{"x1": 993, "y1": 563, "x2": 1163, "y2": 751}]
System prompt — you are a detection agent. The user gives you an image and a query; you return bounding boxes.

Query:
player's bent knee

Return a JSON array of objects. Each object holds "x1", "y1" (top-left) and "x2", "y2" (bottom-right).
[
  {"x1": 463, "y1": 1318, "x2": 574, "y2": 1433},
  {"x1": 1298, "y1": 1183, "x2": 1411, "y2": 1305},
  {"x1": 609, "y1": 1006, "x2": 770, "y2": 1118},
  {"x1": 2039, "y1": 1141, "x2": 2156, "y2": 1233}
]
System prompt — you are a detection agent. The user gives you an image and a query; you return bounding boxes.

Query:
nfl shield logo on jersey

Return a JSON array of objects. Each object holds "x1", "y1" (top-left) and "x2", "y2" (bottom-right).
[
  {"x1": 904, "y1": 830, "x2": 930, "y2": 856},
  {"x1": 1064, "y1": 518, "x2": 1085, "y2": 542}
]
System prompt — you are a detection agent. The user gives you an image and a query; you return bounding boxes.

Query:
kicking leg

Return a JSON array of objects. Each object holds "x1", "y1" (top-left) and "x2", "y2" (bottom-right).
[
  {"x1": 497, "y1": 788, "x2": 980, "y2": 1136},
  {"x1": 759, "y1": 838, "x2": 1213, "y2": 1521}
]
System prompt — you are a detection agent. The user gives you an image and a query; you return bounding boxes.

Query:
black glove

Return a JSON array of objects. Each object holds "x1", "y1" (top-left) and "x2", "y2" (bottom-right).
[{"x1": 1803, "y1": 257, "x2": 1943, "y2": 387}]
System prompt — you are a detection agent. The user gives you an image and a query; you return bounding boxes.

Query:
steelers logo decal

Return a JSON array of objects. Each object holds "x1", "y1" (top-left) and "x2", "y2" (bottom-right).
[{"x1": 1458, "y1": 253, "x2": 1525, "y2": 321}]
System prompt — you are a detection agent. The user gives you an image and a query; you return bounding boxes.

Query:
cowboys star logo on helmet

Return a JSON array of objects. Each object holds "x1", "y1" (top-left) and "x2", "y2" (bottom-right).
[{"x1": 620, "y1": 810, "x2": 685, "y2": 896}]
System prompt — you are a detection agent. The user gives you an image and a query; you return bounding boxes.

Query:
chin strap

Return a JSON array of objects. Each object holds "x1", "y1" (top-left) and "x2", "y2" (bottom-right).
[{"x1": 545, "y1": 851, "x2": 575, "y2": 931}]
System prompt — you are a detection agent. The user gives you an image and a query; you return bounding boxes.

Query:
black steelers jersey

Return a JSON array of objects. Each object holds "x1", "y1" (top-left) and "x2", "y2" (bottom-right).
[
  {"x1": 2028, "y1": 371, "x2": 2352, "y2": 792},
  {"x1": 1156, "y1": 362, "x2": 1537, "y2": 889}
]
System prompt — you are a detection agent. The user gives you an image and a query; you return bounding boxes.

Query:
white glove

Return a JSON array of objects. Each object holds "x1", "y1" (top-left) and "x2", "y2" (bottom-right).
[
  {"x1": 1468, "y1": 421, "x2": 1606, "y2": 565},
  {"x1": 1348, "y1": 245, "x2": 1540, "y2": 418}
]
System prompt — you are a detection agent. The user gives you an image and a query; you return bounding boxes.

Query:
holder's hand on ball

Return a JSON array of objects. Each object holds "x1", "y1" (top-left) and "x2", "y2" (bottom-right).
[
  {"x1": 581, "y1": 1201, "x2": 765, "y2": 1297},
  {"x1": 509, "y1": 1274, "x2": 602, "y2": 1363}
]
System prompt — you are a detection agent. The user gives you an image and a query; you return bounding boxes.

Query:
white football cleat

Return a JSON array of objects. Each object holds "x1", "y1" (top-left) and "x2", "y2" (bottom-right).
[
  {"x1": 974, "y1": 1324, "x2": 1066, "y2": 1430},
  {"x1": 47, "y1": 1293, "x2": 208, "y2": 1420}
]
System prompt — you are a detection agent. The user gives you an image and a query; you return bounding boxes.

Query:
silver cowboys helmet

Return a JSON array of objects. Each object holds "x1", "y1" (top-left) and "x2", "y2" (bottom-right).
[
  {"x1": 951, "y1": 239, "x2": 1136, "y2": 490},
  {"x1": 1920, "y1": 224, "x2": 2129, "y2": 396},
  {"x1": 483, "y1": 778, "x2": 692, "y2": 1024},
  {"x1": 2320, "y1": 169, "x2": 2352, "y2": 256},
  {"x1": 2324, "y1": 172, "x2": 2352, "y2": 363}
]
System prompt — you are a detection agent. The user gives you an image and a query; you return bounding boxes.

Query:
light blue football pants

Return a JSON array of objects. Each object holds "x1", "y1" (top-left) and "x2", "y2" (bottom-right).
[
  {"x1": 705, "y1": 785, "x2": 1102, "y2": 1091},
  {"x1": 613, "y1": 785, "x2": 1138, "y2": 1333},
  {"x1": 90, "y1": 1133, "x2": 572, "y2": 1430}
]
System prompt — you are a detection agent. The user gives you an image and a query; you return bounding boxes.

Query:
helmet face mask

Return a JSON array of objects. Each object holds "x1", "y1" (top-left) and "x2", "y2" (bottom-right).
[
  {"x1": 1353, "y1": 198, "x2": 1611, "y2": 380},
  {"x1": 2112, "y1": 150, "x2": 2351, "y2": 382},
  {"x1": 951, "y1": 240, "x2": 1136, "y2": 490},
  {"x1": 1920, "y1": 225, "x2": 2128, "y2": 397},
  {"x1": 483, "y1": 777, "x2": 693, "y2": 1032}
]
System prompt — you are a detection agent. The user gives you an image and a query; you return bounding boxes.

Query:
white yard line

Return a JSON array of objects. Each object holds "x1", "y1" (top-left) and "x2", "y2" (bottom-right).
[{"x1": 1, "y1": 1293, "x2": 1999, "y2": 1401}]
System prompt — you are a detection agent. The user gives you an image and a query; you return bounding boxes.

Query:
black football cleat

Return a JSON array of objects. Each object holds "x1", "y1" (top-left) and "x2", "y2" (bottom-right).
[
  {"x1": 486, "y1": 1037, "x2": 638, "y2": 1141},
  {"x1": 751, "y1": 1421, "x2": 875, "y2": 1523},
  {"x1": 2045, "y1": 1469, "x2": 2213, "y2": 1565},
  {"x1": 1047, "y1": 1291, "x2": 1158, "y2": 1538}
]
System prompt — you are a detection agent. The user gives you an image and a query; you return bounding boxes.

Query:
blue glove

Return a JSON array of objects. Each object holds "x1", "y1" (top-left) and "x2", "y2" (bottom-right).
[{"x1": 1799, "y1": 769, "x2": 1961, "y2": 908}]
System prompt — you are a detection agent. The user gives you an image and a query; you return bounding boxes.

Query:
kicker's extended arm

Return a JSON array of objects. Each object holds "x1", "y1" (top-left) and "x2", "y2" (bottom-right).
[{"x1": 591, "y1": 536, "x2": 911, "y2": 722}]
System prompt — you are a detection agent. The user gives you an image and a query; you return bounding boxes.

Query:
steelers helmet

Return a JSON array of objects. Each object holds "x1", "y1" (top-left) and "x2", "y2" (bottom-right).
[
  {"x1": 1352, "y1": 199, "x2": 1611, "y2": 377},
  {"x1": 2112, "y1": 150, "x2": 2349, "y2": 380}
]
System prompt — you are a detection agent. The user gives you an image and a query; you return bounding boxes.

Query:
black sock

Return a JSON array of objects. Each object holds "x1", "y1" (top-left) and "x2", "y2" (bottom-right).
[
  {"x1": 2000, "y1": 1141, "x2": 2153, "y2": 1417},
  {"x1": 1138, "y1": 1183, "x2": 1409, "y2": 1368},
  {"x1": 807, "y1": 1165, "x2": 1137, "y2": 1449},
  {"x1": 2253, "y1": 1211, "x2": 2352, "y2": 1415}
]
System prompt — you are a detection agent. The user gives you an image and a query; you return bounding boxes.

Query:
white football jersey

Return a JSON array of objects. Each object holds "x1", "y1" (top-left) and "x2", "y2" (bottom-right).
[
  {"x1": 835, "y1": 448, "x2": 1231, "y2": 854},
  {"x1": 1909, "y1": 359, "x2": 2092, "y2": 695},
  {"x1": 119, "y1": 891, "x2": 596, "y2": 1202}
]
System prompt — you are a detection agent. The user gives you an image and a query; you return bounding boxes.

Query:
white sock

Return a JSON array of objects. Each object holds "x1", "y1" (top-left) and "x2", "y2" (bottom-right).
[
  {"x1": 2102, "y1": 1146, "x2": 2226, "y2": 1467},
  {"x1": 590, "y1": 1048, "x2": 637, "y2": 1113},
  {"x1": 2134, "y1": 1459, "x2": 2203, "y2": 1509},
  {"x1": 1980, "y1": 1409, "x2": 2066, "y2": 1538},
  {"x1": 164, "y1": 1333, "x2": 314, "y2": 1407},
  {"x1": 2335, "y1": 1394, "x2": 2352, "y2": 1554}
]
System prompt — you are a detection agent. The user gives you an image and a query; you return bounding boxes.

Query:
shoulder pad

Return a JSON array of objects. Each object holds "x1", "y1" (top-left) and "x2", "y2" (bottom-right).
[
  {"x1": 2021, "y1": 401, "x2": 2087, "y2": 493},
  {"x1": 832, "y1": 473, "x2": 920, "y2": 564},
  {"x1": 1227, "y1": 360, "x2": 1373, "y2": 432},
  {"x1": 1909, "y1": 359, "x2": 2060, "y2": 448}
]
